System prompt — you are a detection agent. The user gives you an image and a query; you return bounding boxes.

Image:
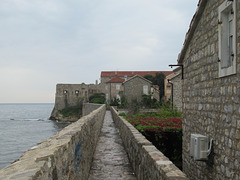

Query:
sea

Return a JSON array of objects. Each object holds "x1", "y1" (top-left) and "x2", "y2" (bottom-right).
[{"x1": 0, "y1": 103, "x2": 70, "y2": 170}]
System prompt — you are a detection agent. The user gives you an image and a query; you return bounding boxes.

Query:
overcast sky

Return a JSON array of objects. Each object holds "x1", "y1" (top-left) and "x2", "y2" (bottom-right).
[{"x1": 0, "y1": 0, "x2": 198, "y2": 103}]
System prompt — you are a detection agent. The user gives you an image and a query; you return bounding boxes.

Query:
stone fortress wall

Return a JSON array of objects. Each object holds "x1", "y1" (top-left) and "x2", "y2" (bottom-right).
[
  {"x1": 0, "y1": 104, "x2": 106, "y2": 180},
  {"x1": 50, "y1": 83, "x2": 105, "y2": 118}
]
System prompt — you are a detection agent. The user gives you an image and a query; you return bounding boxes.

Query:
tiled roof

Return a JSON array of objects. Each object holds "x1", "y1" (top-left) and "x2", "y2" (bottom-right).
[
  {"x1": 101, "y1": 71, "x2": 173, "y2": 77},
  {"x1": 123, "y1": 75, "x2": 152, "y2": 84},
  {"x1": 106, "y1": 77, "x2": 125, "y2": 83}
]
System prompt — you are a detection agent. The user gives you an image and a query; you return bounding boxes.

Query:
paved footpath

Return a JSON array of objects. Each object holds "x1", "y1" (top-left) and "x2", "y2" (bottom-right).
[{"x1": 88, "y1": 111, "x2": 136, "y2": 180}]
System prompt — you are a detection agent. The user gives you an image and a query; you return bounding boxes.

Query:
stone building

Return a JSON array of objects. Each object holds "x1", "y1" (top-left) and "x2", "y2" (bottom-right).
[
  {"x1": 168, "y1": 67, "x2": 182, "y2": 111},
  {"x1": 51, "y1": 70, "x2": 173, "y2": 119},
  {"x1": 178, "y1": 0, "x2": 240, "y2": 179},
  {"x1": 169, "y1": 72, "x2": 182, "y2": 112},
  {"x1": 101, "y1": 71, "x2": 173, "y2": 101},
  {"x1": 165, "y1": 72, "x2": 177, "y2": 101},
  {"x1": 123, "y1": 75, "x2": 152, "y2": 104},
  {"x1": 51, "y1": 83, "x2": 101, "y2": 118},
  {"x1": 105, "y1": 76, "x2": 125, "y2": 103}
]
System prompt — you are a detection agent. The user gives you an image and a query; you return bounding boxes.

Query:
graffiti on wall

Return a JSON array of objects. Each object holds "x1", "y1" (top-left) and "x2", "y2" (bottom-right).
[{"x1": 74, "y1": 142, "x2": 82, "y2": 174}]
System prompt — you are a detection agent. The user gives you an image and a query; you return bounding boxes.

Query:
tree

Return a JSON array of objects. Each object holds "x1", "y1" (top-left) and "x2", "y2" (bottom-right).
[
  {"x1": 89, "y1": 93, "x2": 105, "y2": 104},
  {"x1": 144, "y1": 72, "x2": 165, "y2": 103}
]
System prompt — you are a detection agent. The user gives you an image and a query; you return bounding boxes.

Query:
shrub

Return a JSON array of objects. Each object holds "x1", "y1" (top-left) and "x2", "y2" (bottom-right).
[
  {"x1": 110, "y1": 97, "x2": 120, "y2": 106},
  {"x1": 59, "y1": 105, "x2": 82, "y2": 118},
  {"x1": 141, "y1": 94, "x2": 160, "y2": 108},
  {"x1": 157, "y1": 103, "x2": 182, "y2": 118},
  {"x1": 118, "y1": 112, "x2": 126, "y2": 116},
  {"x1": 128, "y1": 98, "x2": 141, "y2": 115},
  {"x1": 124, "y1": 107, "x2": 183, "y2": 169},
  {"x1": 118, "y1": 95, "x2": 128, "y2": 108},
  {"x1": 89, "y1": 93, "x2": 105, "y2": 104}
]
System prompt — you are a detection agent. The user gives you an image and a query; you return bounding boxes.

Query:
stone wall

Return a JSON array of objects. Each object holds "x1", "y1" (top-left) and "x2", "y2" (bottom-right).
[
  {"x1": 51, "y1": 83, "x2": 101, "y2": 117},
  {"x1": 171, "y1": 73, "x2": 182, "y2": 112},
  {"x1": 181, "y1": 0, "x2": 240, "y2": 179},
  {"x1": 110, "y1": 107, "x2": 188, "y2": 180},
  {"x1": 82, "y1": 103, "x2": 104, "y2": 116},
  {"x1": 0, "y1": 104, "x2": 106, "y2": 180}
]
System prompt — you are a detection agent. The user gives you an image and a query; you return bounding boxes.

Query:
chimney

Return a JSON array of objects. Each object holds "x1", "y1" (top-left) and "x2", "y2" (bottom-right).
[{"x1": 95, "y1": 80, "x2": 98, "y2": 85}]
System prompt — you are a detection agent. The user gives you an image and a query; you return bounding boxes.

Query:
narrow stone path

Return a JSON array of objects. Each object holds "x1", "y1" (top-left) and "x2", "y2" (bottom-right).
[{"x1": 88, "y1": 111, "x2": 136, "y2": 180}]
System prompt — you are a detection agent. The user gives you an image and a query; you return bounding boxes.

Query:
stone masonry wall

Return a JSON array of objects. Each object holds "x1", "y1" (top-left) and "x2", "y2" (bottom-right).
[
  {"x1": 51, "y1": 84, "x2": 100, "y2": 117},
  {"x1": 0, "y1": 104, "x2": 106, "y2": 180},
  {"x1": 171, "y1": 73, "x2": 182, "y2": 112},
  {"x1": 123, "y1": 76, "x2": 152, "y2": 104},
  {"x1": 110, "y1": 107, "x2": 188, "y2": 180},
  {"x1": 82, "y1": 103, "x2": 103, "y2": 116},
  {"x1": 182, "y1": 0, "x2": 240, "y2": 179}
]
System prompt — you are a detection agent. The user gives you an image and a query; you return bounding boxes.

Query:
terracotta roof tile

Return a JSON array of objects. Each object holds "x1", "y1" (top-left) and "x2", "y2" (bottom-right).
[
  {"x1": 101, "y1": 71, "x2": 173, "y2": 78},
  {"x1": 106, "y1": 77, "x2": 125, "y2": 83}
]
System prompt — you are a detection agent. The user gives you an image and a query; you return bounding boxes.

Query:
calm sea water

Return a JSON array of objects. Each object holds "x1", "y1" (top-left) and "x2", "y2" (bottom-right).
[{"x1": 0, "y1": 103, "x2": 70, "y2": 170}]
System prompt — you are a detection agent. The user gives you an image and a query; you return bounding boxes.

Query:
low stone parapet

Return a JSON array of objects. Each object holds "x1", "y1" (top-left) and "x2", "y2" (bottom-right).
[
  {"x1": 82, "y1": 103, "x2": 103, "y2": 116},
  {"x1": 111, "y1": 106, "x2": 188, "y2": 180},
  {"x1": 0, "y1": 104, "x2": 106, "y2": 180}
]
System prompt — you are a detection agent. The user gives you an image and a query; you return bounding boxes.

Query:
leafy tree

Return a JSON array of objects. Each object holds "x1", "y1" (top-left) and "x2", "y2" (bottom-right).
[
  {"x1": 144, "y1": 72, "x2": 165, "y2": 103},
  {"x1": 110, "y1": 97, "x2": 120, "y2": 106},
  {"x1": 118, "y1": 95, "x2": 128, "y2": 108},
  {"x1": 142, "y1": 94, "x2": 160, "y2": 108}
]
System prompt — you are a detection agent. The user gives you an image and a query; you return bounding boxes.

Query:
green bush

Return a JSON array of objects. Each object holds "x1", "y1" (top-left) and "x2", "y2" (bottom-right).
[
  {"x1": 110, "y1": 97, "x2": 120, "y2": 106},
  {"x1": 141, "y1": 94, "x2": 160, "y2": 108},
  {"x1": 157, "y1": 103, "x2": 182, "y2": 118},
  {"x1": 89, "y1": 93, "x2": 105, "y2": 104},
  {"x1": 118, "y1": 112, "x2": 126, "y2": 116},
  {"x1": 59, "y1": 105, "x2": 82, "y2": 118},
  {"x1": 124, "y1": 107, "x2": 183, "y2": 169},
  {"x1": 118, "y1": 95, "x2": 128, "y2": 108}
]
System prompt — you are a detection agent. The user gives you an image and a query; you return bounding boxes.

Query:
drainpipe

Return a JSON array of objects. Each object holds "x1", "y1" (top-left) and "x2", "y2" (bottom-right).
[
  {"x1": 167, "y1": 79, "x2": 173, "y2": 111},
  {"x1": 110, "y1": 83, "x2": 111, "y2": 103}
]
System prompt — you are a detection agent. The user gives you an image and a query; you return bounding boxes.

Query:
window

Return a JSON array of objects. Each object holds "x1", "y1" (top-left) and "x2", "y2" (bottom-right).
[
  {"x1": 116, "y1": 84, "x2": 120, "y2": 90},
  {"x1": 124, "y1": 75, "x2": 127, "y2": 81},
  {"x1": 143, "y1": 85, "x2": 148, "y2": 95},
  {"x1": 63, "y1": 90, "x2": 68, "y2": 94},
  {"x1": 218, "y1": 0, "x2": 236, "y2": 77},
  {"x1": 75, "y1": 90, "x2": 79, "y2": 94}
]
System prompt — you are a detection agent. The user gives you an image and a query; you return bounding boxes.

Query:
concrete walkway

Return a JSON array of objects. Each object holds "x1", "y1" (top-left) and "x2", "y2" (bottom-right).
[{"x1": 88, "y1": 111, "x2": 136, "y2": 180}]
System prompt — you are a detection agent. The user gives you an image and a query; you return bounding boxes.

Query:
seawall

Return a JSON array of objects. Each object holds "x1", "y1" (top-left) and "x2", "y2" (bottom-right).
[
  {"x1": 110, "y1": 107, "x2": 188, "y2": 180},
  {"x1": 0, "y1": 104, "x2": 106, "y2": 180}
]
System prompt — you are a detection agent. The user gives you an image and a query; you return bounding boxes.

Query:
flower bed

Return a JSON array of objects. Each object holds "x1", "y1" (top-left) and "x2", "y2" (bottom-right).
[
  {"x1": 125, "y1": 113, "x2": 182, "y2": 132},
  {"x1": 123, "y1": 111, "x2": 183, "y2": 169}
]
